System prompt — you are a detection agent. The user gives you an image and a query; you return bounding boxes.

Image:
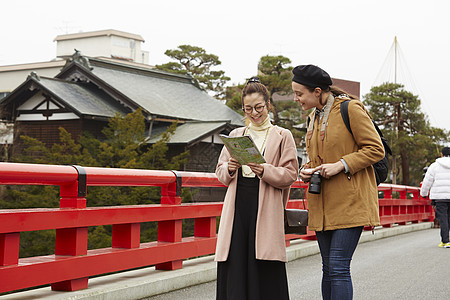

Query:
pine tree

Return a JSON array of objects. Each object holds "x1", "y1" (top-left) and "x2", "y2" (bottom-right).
[
  {"x1": 363, "y1": 82, "x2": 449, "y2": 185},
  {"x1": 156, "y1": 45, "x2": 230, "y2": 99}
]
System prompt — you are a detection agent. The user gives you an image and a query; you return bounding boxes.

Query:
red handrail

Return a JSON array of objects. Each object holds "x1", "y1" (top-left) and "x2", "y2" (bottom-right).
[{"x1": 0, "y1": 162, "x2": 433, "y2": 295}]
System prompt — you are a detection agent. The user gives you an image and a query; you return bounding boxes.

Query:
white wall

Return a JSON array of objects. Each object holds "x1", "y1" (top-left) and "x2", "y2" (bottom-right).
[
  {"x1": 57, "y1": 36, "x2": 112, "y2": 58},
  {"x1": 56, "y1": 34, "x2": 149, "y2": 64},
  {"x1": 0, "y1": 64, "x2": 63, "y2": 93}
]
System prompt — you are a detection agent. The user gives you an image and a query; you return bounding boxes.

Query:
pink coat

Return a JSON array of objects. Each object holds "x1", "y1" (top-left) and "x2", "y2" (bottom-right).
[{"x1": 214, "y1": 125, "x2": 299, "y2": 262}]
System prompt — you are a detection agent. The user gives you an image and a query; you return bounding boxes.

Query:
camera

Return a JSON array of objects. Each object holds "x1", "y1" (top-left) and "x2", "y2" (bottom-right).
[{"x1": 308, "y1": 171, "x2": 321, "y2": 194}]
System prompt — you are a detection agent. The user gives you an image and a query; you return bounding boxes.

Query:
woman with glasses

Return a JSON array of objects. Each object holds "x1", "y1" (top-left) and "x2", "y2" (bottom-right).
[
  {"x1": 292, "y1": 65, "x2": 385, "y2": 300},
  {"x1": 215, "y1": 77, "x2": 298, "y2": 300}
]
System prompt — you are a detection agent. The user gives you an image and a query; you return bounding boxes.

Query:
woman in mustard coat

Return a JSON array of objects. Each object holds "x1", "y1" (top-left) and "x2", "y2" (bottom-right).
[
  {"x1": 292, "y1": 65, "x2": 384, "y2": 300},
  {"x1": 215, "y1": 77, "x2": 298, "y2": 300}
]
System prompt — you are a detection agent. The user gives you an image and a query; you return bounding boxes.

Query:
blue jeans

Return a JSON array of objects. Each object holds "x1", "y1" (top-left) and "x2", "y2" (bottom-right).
[{"x1": 316, "y1": 226, "x2": 363, "y2": 300}]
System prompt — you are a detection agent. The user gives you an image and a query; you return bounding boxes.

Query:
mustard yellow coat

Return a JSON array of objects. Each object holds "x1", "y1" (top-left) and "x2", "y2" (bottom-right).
[
  {"x1": 214, "y1": 126, "x2": 298, "y2": 262},
  {"x1": 306, "y1": 97, "x2": 385, "y2": 231}
]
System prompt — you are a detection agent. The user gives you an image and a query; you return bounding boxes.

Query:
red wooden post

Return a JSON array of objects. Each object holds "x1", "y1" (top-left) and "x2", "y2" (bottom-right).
[
  {"x1": 55, "y1": 227, "x2": 88, "y2": 256},
  {"x1": 398, "y1": 204, "x2": 407, "y2": 225},
  {"x1": 156, "y1": 172, "x2": 182, "y2": 270},
  {"x1": 384, "y1": 188, "x2": 392, "y2": 199},
  {"x1": 195, "y1": 217, "x2": 216, "y2": 238},
  {"x1": 51, "y1": 278, "x2": 90, "y2": 292},
  {"x1": 0, "y1": 232, "x2": 20, "y2": 266},
  {"x1": 52, "y1": 165, "x2": 89, "y2": 291},
  {"x1": 113, "y1": 223, "x2": 141, "y2": 249}
]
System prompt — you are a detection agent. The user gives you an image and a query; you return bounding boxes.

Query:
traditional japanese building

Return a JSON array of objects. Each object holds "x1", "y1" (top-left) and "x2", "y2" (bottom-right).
[{"x1": 0, "y1": 51, "x2": 244, "y2": 172}]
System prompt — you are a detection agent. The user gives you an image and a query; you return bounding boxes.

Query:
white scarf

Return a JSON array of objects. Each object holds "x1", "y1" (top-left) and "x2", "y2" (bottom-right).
[{"x1": 242, "y1": 115, "x2": 273, "y2": 178}]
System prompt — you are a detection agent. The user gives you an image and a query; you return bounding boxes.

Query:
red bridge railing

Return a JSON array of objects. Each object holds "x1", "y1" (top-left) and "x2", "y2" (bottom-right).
[{"x1": 0, "y1": 163, "x2": 433, "y2": 294}]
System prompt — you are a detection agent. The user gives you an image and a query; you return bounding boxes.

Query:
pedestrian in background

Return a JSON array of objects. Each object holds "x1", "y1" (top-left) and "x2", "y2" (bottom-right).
[
  {"x1": 293, "y1": 64, "x2": 385, "y2": 300},
  {"x1": 420, "y1": 146, "x2": 450, "y2": 248},
  {"x1": 215, "y1": 77, "x2": 298, "y2": 299}
]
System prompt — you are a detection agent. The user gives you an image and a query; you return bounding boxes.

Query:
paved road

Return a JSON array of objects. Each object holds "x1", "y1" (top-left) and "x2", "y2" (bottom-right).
[{"x1": 148, "y1": 228, "x2": 449, "y2": 300}]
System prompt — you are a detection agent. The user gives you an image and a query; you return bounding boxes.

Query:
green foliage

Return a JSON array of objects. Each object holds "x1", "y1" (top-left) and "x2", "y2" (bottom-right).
[
  {"x1": 19, "y1": 230, "x2": 55, "y2": 258},
  {"x1": 156, "y1": 45, "x2": 230, "y2": 99},
  {"x1": 138, "y1": 122, "x2": 189, "y2": 170},
  {"x1": 257, "y1": 55, "x2": 300, "y2": 129},
  {"x1": 13, "y1": 128, "x2": 97, "y2": 166},
  {"x1": 140, "y1": 222, "x2": 158, "y2": 242},
  {"x1": 225, "y1": 84, "x2": 246, "y2": 114},
  {"x1": 0, "y1": 185, "x2": 59, "y2": 209},
  {"x1": 98, "y1": 110, "x2": 146, "y2": 168},
  {"x1": 88, "y1": 226, "x2": 112, "y2": 250},
  {"x1": 258, "y1": 55, "x2": 293, "y2": 95},
  {"x1": 3, "y1": 109, "x2": 191, "y2": 257},
  {"x1": 363, "y1": 82, "x2": 449, "y2": 185}
]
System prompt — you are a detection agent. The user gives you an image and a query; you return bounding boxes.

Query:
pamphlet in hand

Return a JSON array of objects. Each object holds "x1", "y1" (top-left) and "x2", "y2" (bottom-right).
[{"x1": 219, "y1": 134, "x2": 266, "y2": 165}]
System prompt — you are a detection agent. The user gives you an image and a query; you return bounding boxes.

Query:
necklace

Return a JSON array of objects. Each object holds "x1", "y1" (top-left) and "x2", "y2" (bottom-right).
[{"x1": 242, "y1": 126, "x2": 271, "y2": 177}]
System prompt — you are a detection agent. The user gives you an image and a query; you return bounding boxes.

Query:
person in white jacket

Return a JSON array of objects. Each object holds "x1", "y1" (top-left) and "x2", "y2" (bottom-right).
[{"x1": 420, "y1": 146, "x2": 450, "y2": 248}]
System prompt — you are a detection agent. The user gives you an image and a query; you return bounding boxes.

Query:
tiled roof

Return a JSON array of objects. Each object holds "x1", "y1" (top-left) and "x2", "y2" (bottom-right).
[
  {"x1": 88, "y1": 62, "x2": 244, "y2": 126},
  {"x1": 147, "y1": 121, "x2": 230, "y2": 144},
  {"x1": 38, "y1": 77, "x2": 129, "y2": 118}
]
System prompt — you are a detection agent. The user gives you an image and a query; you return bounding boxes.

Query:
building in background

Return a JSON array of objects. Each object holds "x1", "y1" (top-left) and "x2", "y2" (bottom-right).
[
  {"x1": 54, "y1": 29, "x2": 149, "y2": 64},
  {"x1": 0, "y1": 29, "x2": 156, "y2": 162},
  {"x1": 0, "y1": 29, "x2": 151, "y2": 100},
  {"x1": 0, "y1": 52, "x2": 243, "y2": 173}
]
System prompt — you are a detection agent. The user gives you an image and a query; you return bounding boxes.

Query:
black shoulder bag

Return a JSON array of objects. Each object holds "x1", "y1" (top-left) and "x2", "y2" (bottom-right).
[{"x1": 284, "y1": 198, "x2": 308, "y2": 235}]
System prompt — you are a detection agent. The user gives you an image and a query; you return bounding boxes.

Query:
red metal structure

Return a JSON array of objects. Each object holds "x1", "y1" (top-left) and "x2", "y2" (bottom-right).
[{"x1": 0, "y1": 163, "x2": 433, "y2": 294}]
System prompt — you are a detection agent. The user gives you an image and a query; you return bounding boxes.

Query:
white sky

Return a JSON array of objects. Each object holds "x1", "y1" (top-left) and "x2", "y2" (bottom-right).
[{"x1": 1, "y1": 0, "x2": 449, "y2": 132}]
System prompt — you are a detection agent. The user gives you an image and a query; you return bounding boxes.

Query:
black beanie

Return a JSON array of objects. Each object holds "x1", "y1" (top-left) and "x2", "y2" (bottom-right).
[
  {"x1": 442, "y1": 147, "x2": 450, "y2": 157},
  {"x1": 292, "y1": 64, "x2": 332, "y2": 89}
]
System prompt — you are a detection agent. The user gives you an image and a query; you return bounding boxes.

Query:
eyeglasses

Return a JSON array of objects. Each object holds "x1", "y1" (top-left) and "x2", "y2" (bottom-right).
[{"x1": 242, "y1": 104, "x2": 266, "y2": 114}]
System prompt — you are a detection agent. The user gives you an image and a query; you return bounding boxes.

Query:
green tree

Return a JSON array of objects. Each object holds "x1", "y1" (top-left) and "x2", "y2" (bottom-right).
[
  {"x1": 258, "y1": 55, "x2": 293, "y2": 96},
  {"x1": 3, "y1": 109, "x2": 191, "y2": 256},
  {"x1": 363, "y1": 82, "x2": 449, "y2": 185},
  {"x1": 97, "y1": 110, "x2": 146, "y2": 168},
  {"x1": 138, "y1": 122, "x2": 190, "y2": 171},
  {"x1": 13, "y1": 128, "x2": 96, "y2": 167},
  {"x1": 156, "y1": 45, "x2": 230, "y2": 99},
  {"x1": 258, "y1": 55, "x2": 306, "y2": 146},
  {"x1": 225, "y1": 84, "x2": 245, "y2": 115}
]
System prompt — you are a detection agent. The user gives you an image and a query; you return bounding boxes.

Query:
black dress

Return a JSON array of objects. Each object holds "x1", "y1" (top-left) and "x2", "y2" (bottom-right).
[{"x1": 217, "y1": 170, "x2": 289, "y2": 300}]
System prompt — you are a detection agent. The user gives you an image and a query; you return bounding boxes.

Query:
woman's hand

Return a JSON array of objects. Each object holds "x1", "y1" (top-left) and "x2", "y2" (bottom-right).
[
  {"x1": 318, "y1": 161, "x2": 345, "y2": 179},
  {"x1": 299, "y1": 165, "x2": 319, "y2": 182},
  {"x1": 246, "y1": 163, "x2": 264, "y2": 177},
  {"x1": 228, "y1": 158, "x2": 241, "y2": 175}
]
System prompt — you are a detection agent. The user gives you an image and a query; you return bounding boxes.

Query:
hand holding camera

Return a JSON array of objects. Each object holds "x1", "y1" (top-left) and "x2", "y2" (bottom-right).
[
  {"x1": 303, "y1": 161, "x2": 347, "y2": 194},
  {"x1": 299, "y1": 167, "x2": 315, "y2": 182},
  {"x1": 300, "y1": 167, "x2": 322, "y2": 194}
]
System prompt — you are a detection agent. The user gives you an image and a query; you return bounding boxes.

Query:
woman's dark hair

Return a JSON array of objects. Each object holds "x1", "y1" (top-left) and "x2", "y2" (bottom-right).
[
  {"x1": 241, "y1": 77, "x2": 271, "y2": 106},
  {"x1": 442, "y1": 146, "x2": 450, "y2": 157},
  {"x1": 303, "y1": 85, "x2": 358, "y2": 106},
  {"x1": 330, "y1": 86, "x2": 358, "y2": 100}
]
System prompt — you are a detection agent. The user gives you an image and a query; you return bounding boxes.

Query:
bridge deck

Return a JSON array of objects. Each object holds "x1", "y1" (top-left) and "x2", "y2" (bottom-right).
[{"x1": 3, "y1": 222, "x2": 445, "y2": 300}]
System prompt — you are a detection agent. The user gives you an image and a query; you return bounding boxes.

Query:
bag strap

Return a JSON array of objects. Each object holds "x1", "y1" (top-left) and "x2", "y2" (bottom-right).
[
  {"x1": 341, "y1": 99, "x2": 383, "y2": 137},
  {"x1": 340, "y1": 100, "x2": 352, "y2": 134},
  {"x1": 340, "y1": 100, "x2": 392, "y2": 155}
]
